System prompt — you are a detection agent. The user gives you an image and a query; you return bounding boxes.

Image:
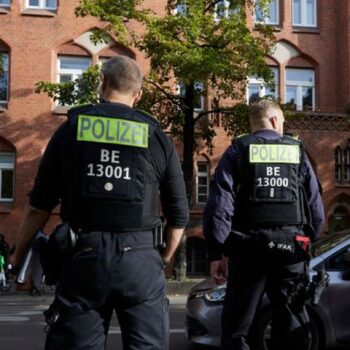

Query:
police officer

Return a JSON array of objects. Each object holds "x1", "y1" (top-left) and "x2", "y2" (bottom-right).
[
  {"x1": 204, "y1": 99, "x2": 324, "y2": 350},
  {"x1": 11, "y1": 56, "x2": 189, "y2": 349}
]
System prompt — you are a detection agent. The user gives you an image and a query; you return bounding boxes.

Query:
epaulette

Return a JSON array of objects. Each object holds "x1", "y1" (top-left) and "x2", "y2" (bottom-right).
[
  {"x1": 136, "y1": 109, "x2": 159, "y2": 127},
  {"x1": 235, "y1": 133, "x2": 249, "y2": 139},
  {"x1": 284, "y1": 132, "x2": 300, "y2": 140},
  {"x1": 67, "y1": 104, "x2": 94, "y2": 119}
]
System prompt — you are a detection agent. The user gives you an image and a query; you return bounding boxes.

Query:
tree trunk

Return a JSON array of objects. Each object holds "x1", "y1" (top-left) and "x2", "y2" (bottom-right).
[{"x1": 173, "y1": 83, "x2": 195, "y2": 281}]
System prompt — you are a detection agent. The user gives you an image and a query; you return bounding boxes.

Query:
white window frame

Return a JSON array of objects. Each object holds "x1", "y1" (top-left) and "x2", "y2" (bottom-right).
[
  {"x1": 255, "y1": 0, "x2": 279, "y2": 25},
  {"x1": 196, "y1": 161, "x2": 209, "y2": 205},
  {"x1": 26, "y1": 0, "x2": 57, "y2": 10},
  {"x1": 285, "y1": 68, "x2": 315, "y2": 111},
  {"x1": 0, "y1": 52, "x2": 9, "y2": 103},
  {"x1": 0, "y1": 152, "x2": 14, "y2": 202},
  {"x1": 57, "y1": 56, "x2": 91, "y2": 84},
  {"x1": 176, "y1": 81, "x2": 205, "y2": 112},
  {"x1": 215, "y1": 0, "x2": 230, "y2": 20},
  {"x1": 0, "y1": 0, "x2": 10, "y2": 7},
  {"x1": 246, "y1": 67, "x2": 279, "y2": 104},
  {"x1": 292, "y1": 0, "x2": 317, "y2": 27}
]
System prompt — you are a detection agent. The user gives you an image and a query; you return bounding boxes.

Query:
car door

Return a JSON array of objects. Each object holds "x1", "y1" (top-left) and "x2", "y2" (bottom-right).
[{"x1": 324, "y1": 244, "x2": 350, "y2": 343}]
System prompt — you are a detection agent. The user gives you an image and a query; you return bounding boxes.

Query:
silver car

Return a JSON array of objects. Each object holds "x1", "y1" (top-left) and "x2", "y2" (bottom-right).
[{"x1": 186, "y1": 230, "x2": 350, "y2": 349}]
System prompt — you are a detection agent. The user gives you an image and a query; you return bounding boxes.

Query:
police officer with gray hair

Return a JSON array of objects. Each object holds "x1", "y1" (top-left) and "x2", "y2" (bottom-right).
[
  {"x1": 11, "y1": 55, "x2": 189, "y2": 349},
  {"x1": 204, "y1": 99, "x2": 324, "y2": 350}
]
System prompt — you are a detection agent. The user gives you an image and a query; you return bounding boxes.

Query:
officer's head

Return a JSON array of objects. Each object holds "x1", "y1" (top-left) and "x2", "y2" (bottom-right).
[
  {"x1": 99, "y1": 56, "x2": 143, "y2": 106},
  {"x1": 249, "y1": 99, "x2": 284, "y2": 135}
]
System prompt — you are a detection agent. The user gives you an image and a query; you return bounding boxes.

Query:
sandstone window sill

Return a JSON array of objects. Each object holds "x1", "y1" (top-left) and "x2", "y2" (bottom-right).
[
  {"x1": 21, "y1": 9, "x2": 56, "y2": 17},
  {"x1": 0, "y1": 7, "x2": 9, "y2": 14}
]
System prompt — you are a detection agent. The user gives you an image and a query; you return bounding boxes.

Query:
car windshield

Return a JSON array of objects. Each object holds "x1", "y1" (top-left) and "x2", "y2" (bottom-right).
[{"x1": 312, "y1": 230, "x2": 350, "y2": 258}]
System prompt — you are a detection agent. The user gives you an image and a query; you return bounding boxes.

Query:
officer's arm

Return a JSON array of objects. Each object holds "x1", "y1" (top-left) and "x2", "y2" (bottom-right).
[
  {"x1": 10, "y1": 204, "x2": 50, "y2": 269},
  {"x1": 303, "y1": 153, "x2": 325, "y2": 240},
  {"x1": 161, "y1": 226, "x2": 185, "y2": 265},
  {"x1": 204, "y1": 147, "x2": 236, "y2": 260}
]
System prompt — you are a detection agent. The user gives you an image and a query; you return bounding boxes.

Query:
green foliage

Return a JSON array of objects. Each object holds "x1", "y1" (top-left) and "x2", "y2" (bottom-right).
[
  {"x1": 72, "y1": 0, "x2": 275, "y2": 145},
  {"x1": 35, "y1": 65, "x2": 100, "y2": 106},
  {"x1": 37, "y1": 0, "x2": 277, "y2": 204}
]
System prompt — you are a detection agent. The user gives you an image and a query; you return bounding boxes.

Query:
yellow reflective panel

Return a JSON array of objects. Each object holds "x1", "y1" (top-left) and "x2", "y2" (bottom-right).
[
  {"x1": 249, "y1": 144, "x2": 300, "y2": 164},
  {"x1": 77, "y1": 115, "x2": 149, "y2": 148}
]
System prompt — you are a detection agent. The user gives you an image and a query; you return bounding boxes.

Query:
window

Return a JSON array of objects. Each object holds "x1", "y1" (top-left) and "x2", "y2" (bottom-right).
[
  {"x1": 285, "y1": 68, "x2": 314, "y2": 111},
  {"x1": 293, "y1": 0, "x2": 317, "y2": 27},
  {"x1": 335, "y1": 147, "x2": 342, "y2": 182},
  {"x1": 326, "y1": 246, "x2": 350, "y2": 271},
  {"x1": 178, "y1": 81, "x2": 204, "y2": 112},
  {"x1": 0, "y1": 152, "x2": 14, "y2": 202},
  {"x1": 0, "y1": 0, "x2": 10, "y2": 7},
  {"x1": 196, "y1": 161, "x2": 209, "y2": 204},
  {"x1": 186, "y1": 237, "x2": 209, "y2": 277},
  {"x1": 215, "y1": 1, "x2": 239, "y2": 20},
  {"x1": 255, "y1": 0, "x2": 279, "y2": 25},
  {"x1": 0, "y1": 53, "x2": 9, "y2": 104},
  {"x1": 57, "y1": 56, "x2": 91, "y2": 83},
  {"x1": 174, "y1": 0, "x2": 186, "y2": 15},
  {"x1": 344, "y1": 147, "x2": 350, "y2": 182},
  {"x1": 26, "y1": 0, "x2": 57, "y2": 9},
  {"x1": 247, "y1": 67, "x2": 278, "y2": 104},
  {"x1": 334, "y1": 146, "x2": 350, "y2": 185}
]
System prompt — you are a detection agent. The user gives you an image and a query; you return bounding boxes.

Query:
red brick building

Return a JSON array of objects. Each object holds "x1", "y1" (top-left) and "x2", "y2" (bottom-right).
[{"x1": 0, "y1": 0, "x2": 349, "y2": 277}]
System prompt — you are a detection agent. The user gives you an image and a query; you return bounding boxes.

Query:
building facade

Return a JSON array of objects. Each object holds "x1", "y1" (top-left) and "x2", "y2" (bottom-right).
[{"x1": 0, "y1": 0, "x2": 349, "y2": 277}]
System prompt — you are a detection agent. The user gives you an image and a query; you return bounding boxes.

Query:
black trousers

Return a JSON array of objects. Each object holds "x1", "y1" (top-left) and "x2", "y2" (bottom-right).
[
  {"x1": 45, "y1": 231, "x2": 168, "y2": 350},
  {"x1": 221, "y1": 246, "x2": 311, "y2": 350}
]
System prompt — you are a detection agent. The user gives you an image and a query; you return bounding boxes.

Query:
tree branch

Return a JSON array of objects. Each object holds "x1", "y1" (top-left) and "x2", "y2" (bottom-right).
[
  {"x1": 194, "y1": 107, "x2": 236, "y2": 122},
  {"x1": 145, "y1": 78, "x2": 184, "y2": 104}
]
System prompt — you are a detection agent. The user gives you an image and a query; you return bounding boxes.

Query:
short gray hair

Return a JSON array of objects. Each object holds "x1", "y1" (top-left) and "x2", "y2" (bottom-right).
[{"x1": 101, "y1": 56, "x2": 142, "y2": 96}]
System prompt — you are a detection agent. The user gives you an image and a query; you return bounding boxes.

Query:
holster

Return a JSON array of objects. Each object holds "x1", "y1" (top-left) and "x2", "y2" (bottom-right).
[{"x1": 40, "y1": 223, "x2": 78, "y2": 286}]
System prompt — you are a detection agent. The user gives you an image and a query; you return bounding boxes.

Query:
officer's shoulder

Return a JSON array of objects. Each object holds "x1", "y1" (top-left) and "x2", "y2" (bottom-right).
[
  {"x1": 67, "y1": 104, "x2": 95, "y2": 119},
  {"x1": 283, "y1": 133, "x2": 302, "y2": 143},
  {"x1": 135, "y1": 109, "x2": 159, "y2": 127}
]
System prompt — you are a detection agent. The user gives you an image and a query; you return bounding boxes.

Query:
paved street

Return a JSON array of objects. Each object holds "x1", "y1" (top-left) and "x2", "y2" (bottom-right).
[{"x1": 0, "y1": 294, "x2": 208, "y2": 350}]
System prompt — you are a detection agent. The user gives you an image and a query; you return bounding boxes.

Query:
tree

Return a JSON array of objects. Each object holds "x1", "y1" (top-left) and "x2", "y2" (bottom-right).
[{"x1": 36, "y1": 0, "x2": 276, "y2": 280}]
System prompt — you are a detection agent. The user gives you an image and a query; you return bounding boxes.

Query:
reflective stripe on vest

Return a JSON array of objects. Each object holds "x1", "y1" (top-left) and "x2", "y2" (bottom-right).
[
  {"x1": 77, "y1": 114, "x2": 149, "y2": 148},
  {"x1": 249, "y1": 144, "x2": 300, "y2": 164}
]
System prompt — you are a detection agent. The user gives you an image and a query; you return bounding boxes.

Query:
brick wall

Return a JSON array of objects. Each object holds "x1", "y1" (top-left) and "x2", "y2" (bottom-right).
[{"x1": 0, "y1": 0, "x2": 349, "y2": 247}]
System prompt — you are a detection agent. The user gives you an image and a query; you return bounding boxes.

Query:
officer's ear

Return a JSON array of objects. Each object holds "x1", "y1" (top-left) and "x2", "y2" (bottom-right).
[
  {"x1": 133, "y1": 90, "x2": 143, "y2": 106},
  {"x1": 269, "y1": 116, "x2": 278, "y2": 129}
]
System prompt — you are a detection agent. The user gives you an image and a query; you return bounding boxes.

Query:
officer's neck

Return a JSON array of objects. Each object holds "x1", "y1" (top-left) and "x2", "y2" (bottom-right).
[{"x1": 102, "y1": 91, "x2": 136, "y2": 108}]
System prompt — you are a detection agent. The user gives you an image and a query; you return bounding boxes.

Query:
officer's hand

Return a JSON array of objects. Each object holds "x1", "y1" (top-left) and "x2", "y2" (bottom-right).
[{"x1": 210, "y1": 258, "x2": 228, "y2": 285}]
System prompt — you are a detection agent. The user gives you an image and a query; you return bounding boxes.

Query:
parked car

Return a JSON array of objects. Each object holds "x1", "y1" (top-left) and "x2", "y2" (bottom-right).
[{"x1": 186, "y1": 230, "x2": 350, "y2": 349}]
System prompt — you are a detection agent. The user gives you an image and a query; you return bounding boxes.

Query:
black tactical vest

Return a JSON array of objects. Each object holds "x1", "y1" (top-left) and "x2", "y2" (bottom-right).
[
  {"x1": 61, "y1": 103, "x2": 161, "y2": 232},
  {"x1": 234, "y1": 134, "x2": 307, "y2": 228}
]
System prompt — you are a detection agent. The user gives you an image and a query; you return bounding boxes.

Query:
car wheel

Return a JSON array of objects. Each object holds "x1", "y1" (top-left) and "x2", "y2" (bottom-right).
[{"x1": 254, "y1": 308, "x2": 321, "y2": 350}]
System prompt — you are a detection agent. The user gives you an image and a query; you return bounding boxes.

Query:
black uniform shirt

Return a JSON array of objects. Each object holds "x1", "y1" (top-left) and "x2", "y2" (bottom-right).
[
  {"x1": 30, "y1": 103, "x2": 189, "y2": 229},
  {"x1": 203, "y1": 129, "x2": 325, "y2": 261}
]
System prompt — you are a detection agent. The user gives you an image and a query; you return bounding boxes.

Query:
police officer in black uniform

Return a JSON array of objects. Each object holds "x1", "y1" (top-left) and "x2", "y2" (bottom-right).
[
  {"x1": 11, "y1": 56, "x2": 189, "y2": 350},
  {"x1": 204, "y1": 99, "x2": 324, "y2": 350}
]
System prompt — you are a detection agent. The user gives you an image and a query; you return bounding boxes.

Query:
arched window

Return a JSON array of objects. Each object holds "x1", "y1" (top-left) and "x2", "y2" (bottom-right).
[
  {"x1": 196, "y1": 160, "x2": 209, "y2": 204},
  {"x1": 335, "y1": 147, "x2": 342, "y2": 183},
  {"x1": 328, "y1": 205, "x2": 350, "y2": 234},
  {"x1": 343, "y1": 147, "x2": 350, "y2": 183},
  {"x1": 186, "y1": 237, "x2": 209, "y2": 277},
  {"x1": 0, "y1": 49, "x2": 9, "y2": 106},
  {"x1": 0, "y1": 139, "x2": 15, "y2": 202},
  {"x1": 334, "y1": 145, "x2": 350, "y2": 185}
]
